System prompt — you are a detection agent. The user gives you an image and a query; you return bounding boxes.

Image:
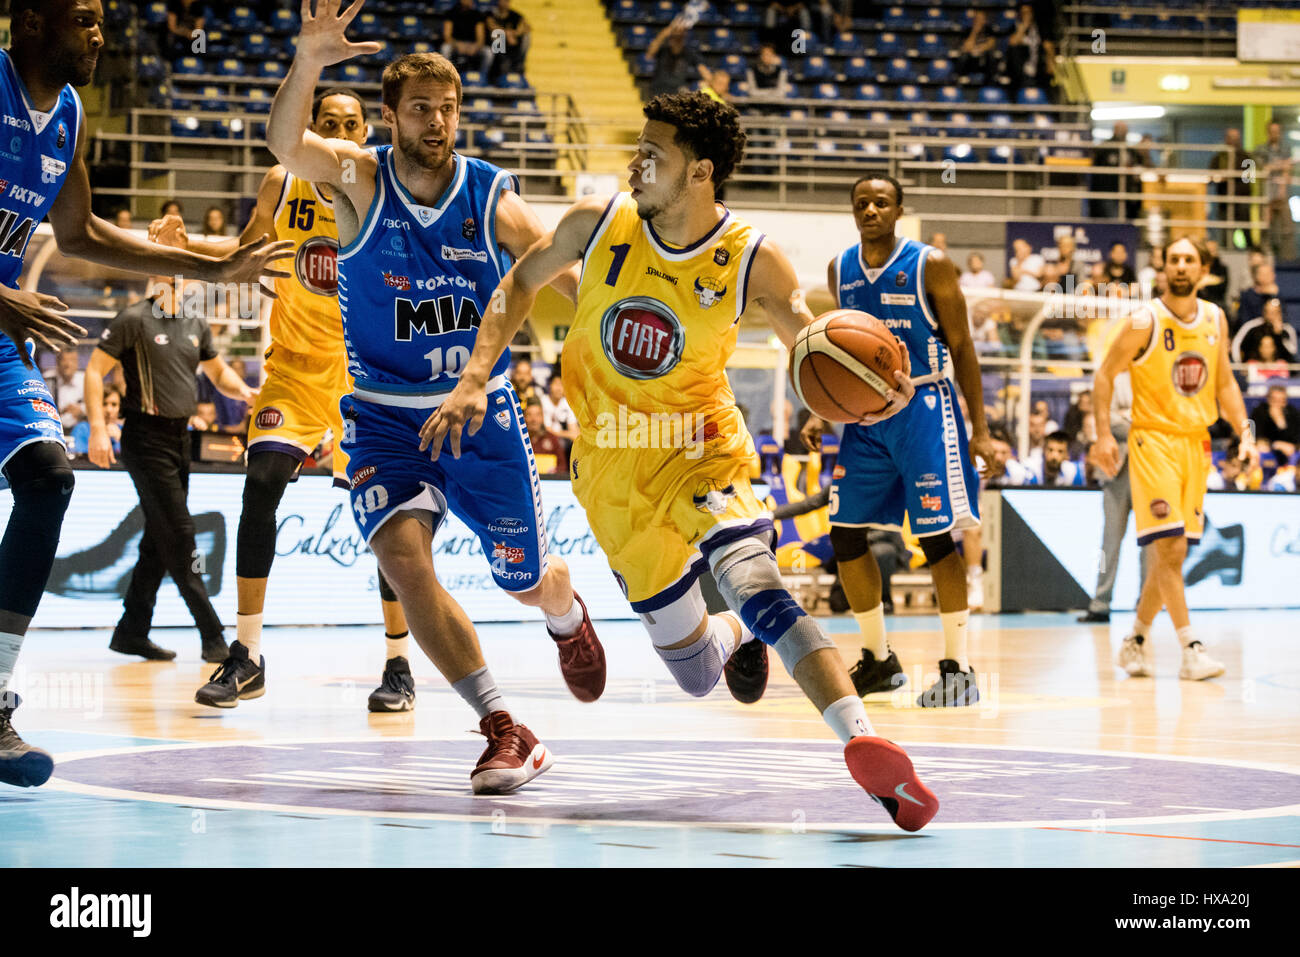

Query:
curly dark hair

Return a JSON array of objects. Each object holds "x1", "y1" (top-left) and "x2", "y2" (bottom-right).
[{"x1": 642, "y1": 92, "x2": 747, "y2": 188}]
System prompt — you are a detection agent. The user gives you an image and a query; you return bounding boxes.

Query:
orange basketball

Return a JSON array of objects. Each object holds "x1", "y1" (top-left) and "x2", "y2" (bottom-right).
[{"x1": 788, "y1": 309, "x2": 905, "y2": 423}]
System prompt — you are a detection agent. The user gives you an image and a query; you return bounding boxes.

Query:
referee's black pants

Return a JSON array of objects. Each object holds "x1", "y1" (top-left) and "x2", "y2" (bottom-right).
[{"x1": 115, "y1": 413, "x2": 223, "y2": 642}]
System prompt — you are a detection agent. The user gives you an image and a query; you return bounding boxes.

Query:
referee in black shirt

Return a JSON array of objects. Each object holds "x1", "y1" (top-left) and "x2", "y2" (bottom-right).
[{"x1": 84, "y1": 271, "x2": 256, "y2": 662}]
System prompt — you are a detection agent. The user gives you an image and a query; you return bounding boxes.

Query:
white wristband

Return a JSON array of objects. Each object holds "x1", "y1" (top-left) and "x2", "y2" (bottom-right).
[{"x1": 1240, "y1": 420, "x2": 1256, "y2": 448}]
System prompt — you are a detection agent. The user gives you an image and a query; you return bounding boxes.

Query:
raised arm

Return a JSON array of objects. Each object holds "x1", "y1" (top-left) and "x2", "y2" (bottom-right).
[
  {"x1": 419, "y1": 195, "x2": 607, "y2": 458},
  {"x1": 267, "y1": 0, "x2": 380, "y2": 204},
  {"x1": 925, "y1": 247, "x2": 993, "y2": 471},
  {"x1": 495, "y1": 189, "x2": 580, "y2": 304}
]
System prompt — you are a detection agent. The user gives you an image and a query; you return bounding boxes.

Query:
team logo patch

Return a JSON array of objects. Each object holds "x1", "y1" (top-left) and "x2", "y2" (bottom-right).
[
  {"x1": 1171, "y1": 352, "x2": 1208, "y2": 397},
  {"x1": 924, "y1": 394, "x2": 937, "y2": 410},
  {"x1": 296, "y1": 236, "x2": 339, "y2": 296},
  {"x1": 1150, "y1": 498, "x2": 1170, "y2": 519},
  {"x1": 492, "y1": 542, "x2": 526, "y2": 565},
  {"x1": 713, "y1": 247, "x2": 729, "y2": 266},
  {"x1": 693, "y1": 276, "x2": 727, "y2": 309},
  {"x1": 9, "y1": 137, "x2": 20, "y2": 155},
  {"x1": 694, "y1": 420, "x2": 721, "y2": 444},
  {"x1": 599, "y1": 296, "x2": 685, "y2": 380},
  {"x1": 495, "y1": 409, "x2": 511, "y2": 430},
  {"x1": 56, "y1": 123, "x2": 66, "y2": 149},
  {"x1": 462, "y1": 218, "x2": 477, "y2": 241},
  {"x1": 381, "y1": 271, "x2": 410, "y2": 291},
  {"x1": 833, "y1": 464, "x2": 846, "y2": 479},
  {"x1": 255, "y1": 407, "x2": 285, "y2": 430},
  {"x1": 611, "y1": 569, "x2": 628, "y2": 596},
  {"x1": 895, "y1": 270, "x2": 908, "y2": 287},
  {"x1": 154, "y1": 333, "x2": 169, "y2": 345},
  {"x1": 28, "y1": 398, "x2": 58, "y2": 419},
  {"x1": 351, "y1": 465, "x2": 377, "y2": 489},
  {"x1": 920, "y1": 494, "x2": 942, "y2": 511},
  {"x1": 0, "y1": 179, "x2": 7, "y2": 192},
  {"x1": 441, "y1": 244, "x2": 488, "y2": 263},
  {"x1": 389, "y1": 235, "x2": 406, "y2": 253},
  {"x1": 693, "y1": 480, "x2": 737, "y2": 515}
]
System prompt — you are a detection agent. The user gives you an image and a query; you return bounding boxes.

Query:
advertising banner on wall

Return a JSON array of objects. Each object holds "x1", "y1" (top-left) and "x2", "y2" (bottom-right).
[
  {"x1": 3, "y1": 471, "x2": 637, "y2": 628},
  {"x1": 1001, "y1": 489, "x2": 1300, "y2": 610}
]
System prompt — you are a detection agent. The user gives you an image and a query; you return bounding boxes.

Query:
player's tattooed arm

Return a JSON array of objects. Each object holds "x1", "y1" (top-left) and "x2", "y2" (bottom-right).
[
  {"x1": 925, "y1": 247, "x2": 994, "y2": 471},
  {"x1": 1091, "y1": 305, "x2": 1153, "y2": 477},
  {"x1": 419, "y1": 195, "x2": 607, "y2": 460},
  {"x1": 495, "y1": 191, "x2": 581, "y2": 304},
  {"x1": 1213, "y1": 308, "x2": 1259, "y2": 467}
]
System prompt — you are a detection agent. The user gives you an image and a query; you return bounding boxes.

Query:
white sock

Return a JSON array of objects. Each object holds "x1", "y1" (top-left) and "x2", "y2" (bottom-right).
[
  {"x1": 853, "y1": 604, "x2": 889, "y2": 658},
  {"x1": 822, "y1": 694, "x2": 875, "y2": 744},
  {"x1": 940, "y1": 609, "x2": 970, "y2": 670},
  {"x1": 967, "y1": 564, "x2": 983, "y2": 582},
  {"x1": 385, "y1": 631, "x2": 409, "y2": 661},
  {"x1": 544, "y1": 594, "x2": 584, "y2": 637},
  {"x1": 1132, "y1": 617, "x2": 1153, "y2": 641},
  {"x1": 718, "y1": 610, "x2": 754, "y2": 650},
  {"x1": 0, "y1": 631, "x2": 23, "y2": 700},
  {"x1": 1176, "y1": 625, "x2": 1196, "y2": 648},
  {"x1": 236, "y1": 613, "x2": 263, "y2": 660}
]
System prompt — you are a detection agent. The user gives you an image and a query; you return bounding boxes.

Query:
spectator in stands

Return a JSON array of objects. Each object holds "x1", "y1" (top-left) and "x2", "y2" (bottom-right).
[
  {"x1": 985, "y1": 427, "x2": 1035, "y2": 487},
  {"x1": 511, "y1": 357, "x2": 541, "y2": 406},
  {"x1": 700, "y1": 69, "x2": 733, "y2": 105},
  {"x1": 1255, "y1": 121, "x2": 1296, "y2": 262},
  {"x1": 540, "y1": 373, "x2": 579, "y2": 443},
  {"x1": 955, "y1": 10, "x2": 997, "y2": 84},
  {"x1": 201, "y1": 206, "x2": 228, "y2": 241},
  {"x1": 1008, "y1": 237, "x2": 1044, "y2": 290},
  {"x1": 160, "y1": 199, "x2": 182, "y2": 219},
  {"x1": 1034, "y1": 430, "x2": 1085, "y2": 486},
  {"x1": 1063, "y1": 389, "x2": 1093, "y2": 447},
  {"x1": 486, "y1": 0, "x2": 531, "y2": 80},
  {"x1": 1233, "y1": 298, "x2": 1297, "y2": 363},
  {"x1": 1207, "y1": 440, "x2": 1262, "y2": 491},
  {"x1": 1251, "y1": 384, "x2": 1300, "y2": 461},
  {"x1": 1005, "y1": 3, "x2": 1045, "y2": 98},
  {"x1": 46, "y1": 348, "x2": 86, "y2": 431},
  {"x1": 1039, "y1": 260, "x2": 1062, "y2": 295},
  {"x1": 1022, "y1": 405, "x2": 1052, "y2": 473},
  {"x1": 1199, "y1": 238, "x2": 1230, "y2": 310},
  {"x1": 1076, "y1": 260, "x2": 1105, "y2": 296},
  {"x1": 189, "y1": 400, "x2": 219, "y2": 434},
  {"x1": 113, "y1": 208, "x2": 133, "y2": 230},
  {"x1": 746, "y1": 44, "x2": 791, "y2": 98},
  {"x1": 762, "y1": 1, "x2": 813, "y2": 50},
  {"x1": 1103, "y1": 242, "x2": 1136, "y2": 293},
  {"x1": 1054, "y1": 235, "x2": 1083, "y2": 289},
  {"x1": 1248, "y1": 335, "x2": 1291, "y2": 381},
  {"x1": 523, "y1": 401, "x2": 568, "y2": 475},
  {"x1": 647, "y1": 21, "x2": 710, "y2": 100},
  {"x1": 928, "y1": 232, "x2": 947, "y2": 253},
  {"x1": 443, "y1": 0, "x2": 493, "y2": 77},
  {"x1": 808, "y1": 0, "x2": 841, "y2": 43},
  {"x1": 70, "y1": 386, "x2": 122, "y2": 457},
  {"x1": 1209, "y1": 128, "x2": 1251, "y2": 246},
  {"x1": 163, "y1": 0, "x2": 206, "y2": 61},
  {"x1": 1237, "y1": 262, "x2": 1279, "y2": 328},
  {"x1": 1088, "y1": 122, "x2": 1128, "y2": 220},
  {"x1": 960, "y1": 252, "x2": 996, "y2": 290}
]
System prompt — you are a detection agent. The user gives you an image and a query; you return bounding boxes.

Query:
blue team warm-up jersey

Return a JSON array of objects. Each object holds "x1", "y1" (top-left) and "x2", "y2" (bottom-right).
[
  {"x1": 335, "y1": 149, "x2": 551, "y2": 592},
  {"x1": 829, "y1": 237, "x2": 979, "y2": 534},
  {"x1": 338, "y1": 147, "x2": 517, "y2": 394},
  {"x1": 0, "y1": 49, "x2": 84, "y2": 476}
]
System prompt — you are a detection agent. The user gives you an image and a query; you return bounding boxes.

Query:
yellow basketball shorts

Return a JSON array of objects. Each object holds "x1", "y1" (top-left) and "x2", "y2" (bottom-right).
[
  {"x1": 1128, "y1": 428, "x2": 1211, "y2": 546},
  {"x1": 247, "y1": 345, "x2": 352, "y2": 486},
  {"x1": 570, "y1": 441, "x2": 774, "y2": 613}
]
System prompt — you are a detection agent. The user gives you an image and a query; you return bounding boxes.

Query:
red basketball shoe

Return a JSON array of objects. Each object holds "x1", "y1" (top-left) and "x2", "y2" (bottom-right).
[
  {"x1": 844, "y1": 736, "x2": 939, "y2": 832},
  {"x1": 548, "y1": 593, "x2": 606, "y2": 702},
  {"x1": 470, "y1": 711, "x2": 554, "y2": 795}
]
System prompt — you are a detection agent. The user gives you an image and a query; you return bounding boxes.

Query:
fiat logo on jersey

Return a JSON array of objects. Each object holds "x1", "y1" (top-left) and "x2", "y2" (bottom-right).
[
  {"x1": 295, "y1": 236, "x2": 338, "y2": 297},
  {"x1": 600, "y1": 296, "x2": 685, "y2": 380},
  {"x1": 1171, "y1": 351, "x2": 1208, "y2": 397}
]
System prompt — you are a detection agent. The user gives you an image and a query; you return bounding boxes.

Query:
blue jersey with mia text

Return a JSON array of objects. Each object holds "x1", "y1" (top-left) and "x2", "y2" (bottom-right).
[
  {"x1": 338, "y1": 148, "x2": 517, "y2": 395},
  {"x1": 834, "y1": 237, "x2": 948, "y2": 379}
]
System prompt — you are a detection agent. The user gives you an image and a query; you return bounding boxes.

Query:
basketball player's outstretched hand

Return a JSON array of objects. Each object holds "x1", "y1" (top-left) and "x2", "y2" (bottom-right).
[
  {"x1": 217, "y1": 235, "x2": 295, "y2": 300},
  {"x1": 147, "y1": 214, "x2": 187, "y2": 248},
  {"x1": 1090, "y1": 432, "x2": 1120, "y2": 479},
  {"x1": 419, "y1": 383, "x2": 487, "y2": 461},
  {"x1": 856, "y1": 370, "x2": 915, "y2": 426},
  {"x1": 297, "y1": 0, "x2": 384, "y2": 66},
  {"x1": 0, "y1": 286, "x2": 86, "y2": 369}
]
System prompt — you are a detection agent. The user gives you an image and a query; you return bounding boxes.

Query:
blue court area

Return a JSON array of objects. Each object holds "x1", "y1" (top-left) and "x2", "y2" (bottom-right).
[{"x1": 3, "y1": 614, "x2": 1299, "y2": 867}]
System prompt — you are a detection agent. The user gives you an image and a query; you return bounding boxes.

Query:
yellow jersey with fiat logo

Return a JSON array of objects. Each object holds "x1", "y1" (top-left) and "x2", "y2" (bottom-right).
[
  {"x1": 563, "y1": 192, "x2": 765, "y2": 466},
  {"x1": 1130, "y1": 297, "x2": 1221, "y2": 434},
  {"x1": 270, "y1": 172, "x2": 345, "y2": 356}
]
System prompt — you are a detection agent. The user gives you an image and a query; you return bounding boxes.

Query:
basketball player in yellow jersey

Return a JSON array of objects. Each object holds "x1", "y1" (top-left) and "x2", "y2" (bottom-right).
[
  {"x1": 1093, "y1": 236, "x2": 1258, "y2": 681},
  {"x1": 424, "y1": 92, "x2": 940, "y2": 832},
  {"x1": 157, "y1": 89, "x2": 415, "y2": 710}
]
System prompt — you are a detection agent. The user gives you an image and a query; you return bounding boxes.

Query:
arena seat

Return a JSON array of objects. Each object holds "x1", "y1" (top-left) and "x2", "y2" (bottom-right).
[
  {"x1": 270, "y1": 8, "x2": 298, "y2": 33},
  {"x1": 884, "y1": 58, "x2": 916, "y2": 83},
  {"x1": 227, "y1": 7, "x2": 261, "y2": 32},
  {"x1": 874, "y1": 33, "x2": 905, "y2": 58},
  {"x1": 917, "y1": 33, "x2": 948, "y2": 58},
  {"x1": 935, "y1": 85, "x2": 963, "y2": 104},
  {"x1": 173, "y1": 57, "x2": 204, "y2": 76},
  {"x1": 897, "y1": 84, "x2": 923, "y2": 104},
  {"x1": 977, "y1": 86, "x2": 1008, "y2": 105},
  {"x1": 397, "y1": 16, "x2": 425, "y2": 40},
  {"x1": 216, "y1": 59, "x2": 242, "y2": 78},
  {"x1": 925, "y1": 58, "x2": 953, "y2": 83},
  {"x1": 843, "y1": 57, "x2": 874, "y2": 81},
  {"x1": 140, "y1": 1, "x2": 167, "y2": 27},
  {"x1": 1016, "y1": 87, "x2": 1048, "y2": 106},
  {"x1": 259, "y1": 61, "x2": 287, "y2": 80},
  {"x1": 796, "y1": 56, "x2": 833, "y2": 82}
]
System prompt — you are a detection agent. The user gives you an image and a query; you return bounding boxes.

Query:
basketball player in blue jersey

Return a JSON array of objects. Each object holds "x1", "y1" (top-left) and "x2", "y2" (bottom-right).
[
  {"x1": 265, "y1": 0, "x2": 604, "y2": 793},
  {"x1": 0, "y1": 0, "x2": 293, "y2": 788},
  {"x1": 802, "y1": 174, "x2": 996, "y2": 707}
]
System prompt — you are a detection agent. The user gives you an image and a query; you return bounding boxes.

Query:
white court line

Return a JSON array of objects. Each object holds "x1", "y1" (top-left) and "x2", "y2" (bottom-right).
[
  {"x1": 1163, "y1": 805, "x2": 1240, "y2": 812},
  {"x1": 1055, "y1": 798, "x2": 1130, "y2": 805},
  {"x1": 952, "y1": 791, "x2": 1024, "y2": 798},
  {"x1": 323, "y1": 750, "x2": 380, "y2": 756}
]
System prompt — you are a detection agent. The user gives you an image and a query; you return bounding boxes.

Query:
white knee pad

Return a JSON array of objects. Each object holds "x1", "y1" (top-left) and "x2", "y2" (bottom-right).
[
  {"x1": 640, "y1": 581, "x2": 731, "y2": 697},
  {"x1": 639, "y1": 582, "x2": 709, "y2": 648}
]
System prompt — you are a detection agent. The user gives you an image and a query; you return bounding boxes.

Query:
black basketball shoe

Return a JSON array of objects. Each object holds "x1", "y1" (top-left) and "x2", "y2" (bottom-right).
[
  {"x1": 849, "y1": 648, "x2": 906, "y2": 696},
  {"x1": 0, "y1": 695, "x2": 54, "y2": 788},
  {"x1": 195, "y1": 641, "x2": 265, "y2": 709},
  {"x1": 916, "y1": 659, "x2": 979, "y2": 708},
  {"x1": 724, "y1": 638, "x2": 769, "y2": 704},
  {"x1": 368, "y1": 656, "x2": 416, "y2": 713}
]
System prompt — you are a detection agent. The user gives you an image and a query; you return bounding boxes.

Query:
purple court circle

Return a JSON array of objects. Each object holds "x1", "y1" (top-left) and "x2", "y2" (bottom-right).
[{"x1": 53, "y1": 740, "x2": 1300, "y2": 827}]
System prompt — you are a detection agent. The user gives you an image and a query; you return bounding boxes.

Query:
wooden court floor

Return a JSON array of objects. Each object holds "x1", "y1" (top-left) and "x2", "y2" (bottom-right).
[{"x1": 3, "y1": 610, "x2": 1298, "y2": 867}]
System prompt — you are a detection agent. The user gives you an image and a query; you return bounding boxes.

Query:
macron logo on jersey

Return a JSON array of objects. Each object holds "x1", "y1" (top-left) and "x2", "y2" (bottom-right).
[{"x1": 394, "y1": 295, "x2": 484, "y2": 341}]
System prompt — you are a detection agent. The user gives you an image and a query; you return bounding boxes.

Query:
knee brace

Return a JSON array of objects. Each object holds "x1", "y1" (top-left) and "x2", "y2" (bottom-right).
[
  {"x1": 377, "y1": 567, "x2": 398, "y2": 604},
  {"x1": 918, "y1": 532, "x2": 957, "y2": 566},
  {"x1": 0, "y1": 443, "x2": 74, "y2": 618},
  {"x1": 829, "y1": 525, "x2": 870, "y2": 563},
  {"x1": 708, "y1": 537, "x2": 835, "y2": 673},
  {"x1": 639, "y1": 581, "x2": 728, "y2": 697},
  {"x1": 236, "y1": 451, "x2": 299, "y2": 578}
]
